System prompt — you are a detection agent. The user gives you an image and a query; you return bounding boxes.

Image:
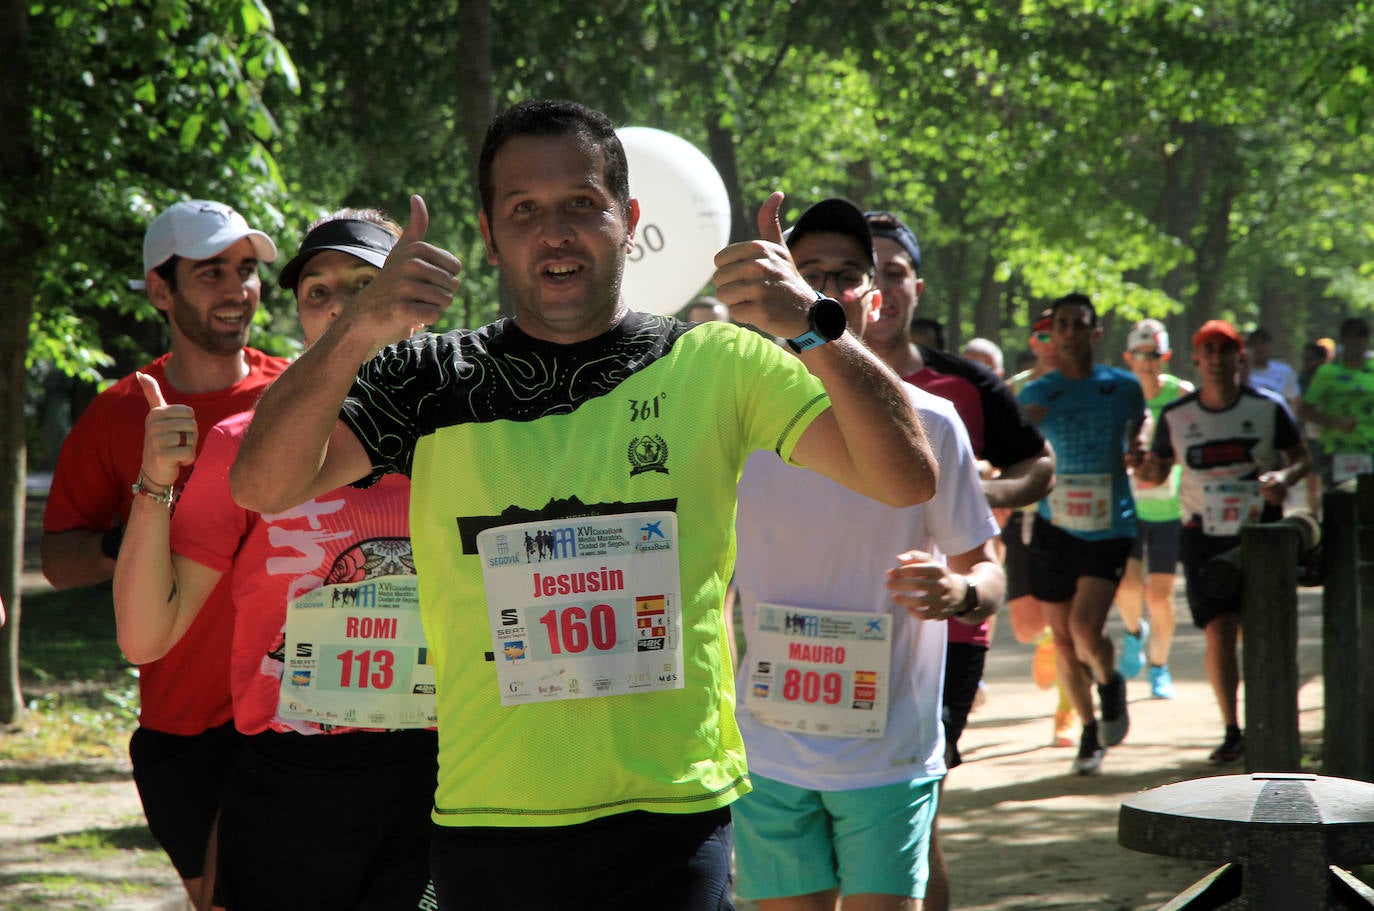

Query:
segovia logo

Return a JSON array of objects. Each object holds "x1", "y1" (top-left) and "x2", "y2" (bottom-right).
[{"x1": 627, "y1": 434, "x2": 669, "y2": 476}]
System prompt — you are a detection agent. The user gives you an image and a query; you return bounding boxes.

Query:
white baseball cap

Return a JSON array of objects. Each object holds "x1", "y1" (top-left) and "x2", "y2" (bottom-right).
[
  {"x1": 142, "y1": 200, "x2": 278, "y2": 275},
  {"x1": 1126, "y1": 318, "x2": 1170, "y2": 355}
]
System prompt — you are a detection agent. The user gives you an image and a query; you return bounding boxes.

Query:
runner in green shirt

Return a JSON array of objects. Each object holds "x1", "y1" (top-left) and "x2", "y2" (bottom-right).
[{"x1": 1114, "y1": 319, "x2": 1191, "y2": 700}]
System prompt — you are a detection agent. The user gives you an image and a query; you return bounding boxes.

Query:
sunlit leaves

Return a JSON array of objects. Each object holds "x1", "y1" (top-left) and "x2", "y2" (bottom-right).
[
  {"x1": 22, "y1": 0, "x2": 1374, "y2": 378},
  {"x1": 22, "y1": 0, "x2": 301, "y2": 380}
]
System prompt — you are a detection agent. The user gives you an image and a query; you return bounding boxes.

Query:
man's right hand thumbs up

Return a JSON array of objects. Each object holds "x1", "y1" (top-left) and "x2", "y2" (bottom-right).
[
  {"x1": 346, "y1": 194, "x2": 463, "y2": 354},
  {"x1": 710, "y1": 191, "x2": 818, "y2": 340}
]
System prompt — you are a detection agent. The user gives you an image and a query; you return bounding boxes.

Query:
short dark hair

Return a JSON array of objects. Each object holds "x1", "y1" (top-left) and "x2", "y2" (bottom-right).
[
  {"x1": 477, "y1": 99, "x2": 631, "y2": 224},
  {"x1": 1248, "y1": 327, "x2": 1273, "y2": 343},
  {"x1": 910, "y1": 316, "x2": 945, "y2": 351},
  {"x1": 1050, "y1": 292, "x2": 1097, "y2": 327},
  {"x1": 152, "y1": 255, "x2": 180, "y2": 292},
  {"x1": 1339, "y1": 316, "x2": 1370, "y2": 338}
]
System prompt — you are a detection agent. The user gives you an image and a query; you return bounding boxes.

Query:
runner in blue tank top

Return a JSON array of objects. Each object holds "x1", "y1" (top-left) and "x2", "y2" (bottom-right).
[{"x1": 1018, "y1": 293, "x2": 1148, "y2": 776}]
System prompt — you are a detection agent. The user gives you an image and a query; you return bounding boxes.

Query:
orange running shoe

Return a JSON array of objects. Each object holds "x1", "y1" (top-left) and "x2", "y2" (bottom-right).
[
  {"x1": 1052, "y1": 679, "x2": 1076, "y2": 747},
  {"x1": 1032, "y1": 634, "x2": 1057, "y2": 690}
]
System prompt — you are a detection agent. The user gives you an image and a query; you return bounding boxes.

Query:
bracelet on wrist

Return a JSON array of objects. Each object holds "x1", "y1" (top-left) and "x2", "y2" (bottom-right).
[{"x1": 131, "y1": 472, "x2": 178, "y2": 510}]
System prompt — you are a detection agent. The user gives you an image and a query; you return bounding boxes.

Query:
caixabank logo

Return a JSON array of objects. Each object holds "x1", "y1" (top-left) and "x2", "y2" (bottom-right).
[{"x1": 635, "y1": 517, "x2": 672, "y2": 554}]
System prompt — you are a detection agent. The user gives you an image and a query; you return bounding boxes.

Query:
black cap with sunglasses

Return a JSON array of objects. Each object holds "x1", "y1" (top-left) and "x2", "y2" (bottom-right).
[
  {"x1": 785, "y1": 198, "x2": 875, "y2": 268},
  {"x1": 785, "y1": 198, "x2": 878, "y2": 299}
]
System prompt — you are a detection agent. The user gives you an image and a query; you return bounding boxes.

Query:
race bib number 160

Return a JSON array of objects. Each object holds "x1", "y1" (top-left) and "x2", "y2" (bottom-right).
[{"x1": 477, "y1": 512, "x2": 684, "y2": 706}]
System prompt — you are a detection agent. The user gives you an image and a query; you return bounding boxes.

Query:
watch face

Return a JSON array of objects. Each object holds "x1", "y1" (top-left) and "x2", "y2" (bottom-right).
[{"x1": 813, "y1": 297, "x2": 848, "y2": 341}]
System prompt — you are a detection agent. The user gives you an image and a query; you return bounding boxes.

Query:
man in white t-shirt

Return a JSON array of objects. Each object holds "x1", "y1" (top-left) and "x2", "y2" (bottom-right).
[
  {"x1": 1244, "y1": 327, "x2": 1299, "y2": 411},
  {"x1": 733, "y1": 199, "x2": 1004, "y2": 911},
  {"x1": 1140, "y1": 320, "x2": 1309, "y2": 764}
]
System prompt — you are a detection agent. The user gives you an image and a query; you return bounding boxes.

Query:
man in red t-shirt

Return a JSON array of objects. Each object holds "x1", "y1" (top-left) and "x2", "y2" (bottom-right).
[{"x1": 42, "y1": 200, "x2": 287, "y2": 910}]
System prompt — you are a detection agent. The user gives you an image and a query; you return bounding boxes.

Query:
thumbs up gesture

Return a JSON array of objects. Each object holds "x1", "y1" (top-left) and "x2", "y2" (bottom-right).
[
  {"x1": 346, "y1": 194, "x2": 463, "y2": 354},
  {"x1": 137, "y1": 372, "x2": 197, "y2": 487},
  {"x1": 710, "y1": 191, "x2": 817, "y2": 339}
]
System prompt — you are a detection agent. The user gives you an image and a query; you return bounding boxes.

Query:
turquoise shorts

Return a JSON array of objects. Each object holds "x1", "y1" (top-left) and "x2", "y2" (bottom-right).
[{"x1": 733, "y1": 773, "x2": 941, "y2": 900}]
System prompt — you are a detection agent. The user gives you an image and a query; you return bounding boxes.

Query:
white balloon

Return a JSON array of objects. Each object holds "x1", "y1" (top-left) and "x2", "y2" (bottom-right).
[{"x1": 617, "y1": 127, "x2": 731, "y2": 316}]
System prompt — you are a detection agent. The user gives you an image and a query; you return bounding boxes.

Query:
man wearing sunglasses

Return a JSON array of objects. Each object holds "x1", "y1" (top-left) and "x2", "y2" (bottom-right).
[
  {"x1": 1139, "y1": 320, "x2": 1309, "y2": 764},
  {"x1": 1113, "y1": 319, "x2": 1192, "y2": 701},
  {"x1": 1018, "y1": 293, "x2": 1148, "y2": 777}
]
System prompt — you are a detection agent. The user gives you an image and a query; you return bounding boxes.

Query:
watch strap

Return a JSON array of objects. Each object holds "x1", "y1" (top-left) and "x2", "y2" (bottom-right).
[
  {"x1": 954, "y1": 578, "x2": 979, "y2": 617},
  {"x1": 786, "y1": 328, "x2": 831, "y2": 353},
  {"x1": 787, "y1": 293, "x2": 843, "y2": 354}
]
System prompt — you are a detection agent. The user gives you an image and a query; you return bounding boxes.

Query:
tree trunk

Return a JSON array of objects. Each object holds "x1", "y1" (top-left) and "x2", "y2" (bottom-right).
[
  {"x1": 972, "y1": 251, "x2": 1001, "y2": 350},
  {"x1": 0, "y1": 0, "x2": 37, "y2": 725},
  {"x1": 454, "y1": 0, "x2": 494, "y2": 316},
  {"x1": 1256, "y1": 271, "x2": 1289, "y2": 360},
  {"x1": 1151, "y1": 121, "x2": 1215, "y2": 383},
  {"x1": 1191, "y1": 128, "x2": 1240, "y2": 325},
  {"x1": 936, "y1": 238, "x2": 968, "y2": 353},
  {"x1": 706, "y1": 116, "x2": 747, "y2": 246}
]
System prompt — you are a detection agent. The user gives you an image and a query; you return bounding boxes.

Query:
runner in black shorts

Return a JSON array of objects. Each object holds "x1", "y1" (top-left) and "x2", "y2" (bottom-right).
[
  {"x1": 1018, "y1": 294, "x2": 1148, "y2": 777},
  {"x1": 1114, "y1": 320, "x2": 1191, "y2": 700},
  {"x1": 1142, "y1": 319, "x2": 1309, "y2": 765},
  {"x1": 44, "y1": 199, "x2": 288, "y2": 909}
]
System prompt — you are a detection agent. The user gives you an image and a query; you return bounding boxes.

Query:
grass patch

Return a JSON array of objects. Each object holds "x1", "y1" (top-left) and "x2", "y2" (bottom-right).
[
  {"x1": 42, "y1": 830, "x2": 124, "y2": 861},
  {"x1": 0, "y1": 871, "x2": 161, "y2": 911},
  {"x1": 19, "y1": 582, "x2": 130, "y2": 685},
  {"x1": 0, "y1": 678, "x2": 138, "y2": 766},
  {"x1": 3, "y1": 582, "x2": 139, "y2": 767},
  {"x1": 0, "y1": 584, "x2": 178, "y2": 909},
  {"x1": 40, "y1": 825, "x2": 161, "y2": 858}
]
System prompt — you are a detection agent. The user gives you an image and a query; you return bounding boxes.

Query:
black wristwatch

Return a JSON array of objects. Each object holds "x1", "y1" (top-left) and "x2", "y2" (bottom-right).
[
  {"x1": 954, "y1": 579, "x2": 979, "y2": 618},
  {"x1": 786, "y1": 294, "x2": 848, "y2": 353}
]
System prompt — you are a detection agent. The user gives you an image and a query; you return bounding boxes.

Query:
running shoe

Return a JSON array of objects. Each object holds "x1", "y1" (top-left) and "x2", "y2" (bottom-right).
[
  {"x1": 1117, "y1": 617, "x2": 1149, "y2": 679},
  {"x1": 1032, "y1": 634, "x2": 1057, "y2": 690},
  {"x1": 1148, "y1": 663, "x2": 1176, "y2": 700},
  {"x1": 1209, "y1": 726, "x2": 1245, "y2": 763},
  {"x1": 1098, "y1": 671, "x2": 1130, "y2": 747},
  {"x1": 1072, "y1": 723, "x2": 1105, "y2": 776}
]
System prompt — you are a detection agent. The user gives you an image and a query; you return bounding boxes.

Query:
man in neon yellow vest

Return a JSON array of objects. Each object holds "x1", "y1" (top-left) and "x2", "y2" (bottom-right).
[{"x1": 230, "y1": 99, "x2": 938, "y2": 910}]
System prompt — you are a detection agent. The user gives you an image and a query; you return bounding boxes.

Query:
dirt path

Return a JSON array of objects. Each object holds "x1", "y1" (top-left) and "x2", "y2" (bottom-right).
[{"x1": 1, "y1": 585, "x2": 1331, "y2": 910}]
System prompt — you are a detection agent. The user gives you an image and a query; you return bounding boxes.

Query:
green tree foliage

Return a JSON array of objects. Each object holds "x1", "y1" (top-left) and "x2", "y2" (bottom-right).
[
  {"x1": 25, "y1": 0, "x2": 301, "y2": 376},
  {"x1": 3, "y1": 0, "x2": 299, "y2": 724},
  {"x1": 20, "y1": 0, "x2": 1374, "y2": 377}
]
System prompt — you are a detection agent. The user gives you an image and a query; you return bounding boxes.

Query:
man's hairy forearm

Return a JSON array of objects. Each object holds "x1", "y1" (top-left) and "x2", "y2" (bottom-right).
[{"x1": 805, "y1": 335, "x2": 937, "y2": 507}]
